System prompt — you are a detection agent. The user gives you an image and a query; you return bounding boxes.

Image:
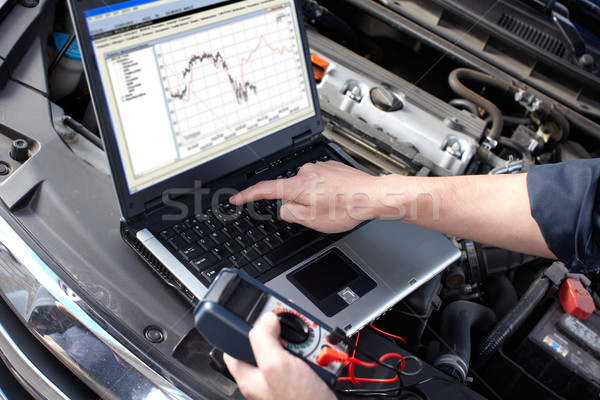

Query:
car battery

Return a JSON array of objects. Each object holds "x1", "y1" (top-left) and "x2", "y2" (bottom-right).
[{"x1": 514, "y1": 301, "x2": 600, "y2": 399}]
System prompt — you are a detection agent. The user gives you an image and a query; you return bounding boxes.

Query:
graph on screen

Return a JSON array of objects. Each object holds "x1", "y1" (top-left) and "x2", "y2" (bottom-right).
[
  {"x1": 169, "y1": 50, "x2": 258, "y2": 104},
  {"x1": 155, "y1": 6, "x2": 310, "y2": 159}
]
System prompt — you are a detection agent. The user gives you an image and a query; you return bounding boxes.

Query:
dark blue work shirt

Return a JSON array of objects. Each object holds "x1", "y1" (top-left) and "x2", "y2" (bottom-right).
[{"x1": 527, "y1": 159, "x2": 600, "y2": 274}]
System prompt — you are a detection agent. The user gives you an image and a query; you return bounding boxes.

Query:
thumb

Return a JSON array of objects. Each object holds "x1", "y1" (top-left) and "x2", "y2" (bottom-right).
[
  {"x1": 249, "y1": 312, "x2": 288, "y2": 367},
  {"x1": 279, "y1": 202, "x2": 313, "y2": 225},
  {"x1": 252, "y1": 312, "x2": 281, "y2": 341}
]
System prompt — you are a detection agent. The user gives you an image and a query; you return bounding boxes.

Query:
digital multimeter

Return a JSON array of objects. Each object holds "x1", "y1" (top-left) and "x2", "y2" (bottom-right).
[{"x1": 194, "y1": 268, "x2": 348, "y2": 386}]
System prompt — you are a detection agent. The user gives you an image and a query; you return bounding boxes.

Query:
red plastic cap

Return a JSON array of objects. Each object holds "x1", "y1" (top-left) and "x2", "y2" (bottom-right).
[
  {"x1": 316, "y1": 346, "x2": 348, "y2": 367},
  {"x1": 311, "y1": 54, "x2": 330, "y2": 83},
  {"x1": 558, "y1": 278, "x2": 596, "y2": 321}
]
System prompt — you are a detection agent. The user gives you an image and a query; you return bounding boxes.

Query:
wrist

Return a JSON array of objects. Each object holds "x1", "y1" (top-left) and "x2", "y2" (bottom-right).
[{"x1": 371, "y1": 174, "x2": 410, "y2": 221}]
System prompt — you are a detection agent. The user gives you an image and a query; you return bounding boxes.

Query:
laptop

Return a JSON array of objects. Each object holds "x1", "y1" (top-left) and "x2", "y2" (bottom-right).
[{"x1": 68, "y1": 0, "x2": 460, "y2": 334}]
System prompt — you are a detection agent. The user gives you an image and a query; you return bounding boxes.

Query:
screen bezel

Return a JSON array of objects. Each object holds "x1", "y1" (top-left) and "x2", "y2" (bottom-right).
[{"x1": 68, "y1": 0, "x2": 323, "y2": 220}]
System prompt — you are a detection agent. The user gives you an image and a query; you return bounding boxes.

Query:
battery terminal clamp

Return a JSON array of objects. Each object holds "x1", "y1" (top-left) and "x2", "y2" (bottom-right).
[{"x1": 559, "y1": 278, "x2": 596, "y2": 321}]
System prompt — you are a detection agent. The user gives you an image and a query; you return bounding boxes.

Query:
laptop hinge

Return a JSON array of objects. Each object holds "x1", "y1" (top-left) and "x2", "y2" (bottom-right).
[
  {"x1": 141, "y1": 190, "x2": 192, "y2": 219},
  {"x1": 140, "y1": 185, "x2": 203, "y2": 220},
  {"x1": 144, "y1": 196, "x2": 164, "y2": 215},
  {"x1": 292, "y1": 130, "x2": 314, "y2": 148}
]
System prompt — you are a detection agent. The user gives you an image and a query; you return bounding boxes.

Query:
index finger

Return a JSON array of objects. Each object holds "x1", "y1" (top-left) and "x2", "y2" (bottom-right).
[{"x1": 229, "y1": 178, "x2": 293, "y2": 205}]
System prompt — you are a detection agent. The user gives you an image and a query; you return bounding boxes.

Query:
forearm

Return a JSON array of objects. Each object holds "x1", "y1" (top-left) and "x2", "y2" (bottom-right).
[
  {"x1": 231, "y1": 160, "x2": 556, "y2": 258},
  {"x1": 371, "y1": 173, "x2": 556, "y2": 259}
]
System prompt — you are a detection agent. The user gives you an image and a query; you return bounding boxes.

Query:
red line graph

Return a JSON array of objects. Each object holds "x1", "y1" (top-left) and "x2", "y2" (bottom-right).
[{"x1": 171, "y1": 35, "x2": 294, "y2": 104}]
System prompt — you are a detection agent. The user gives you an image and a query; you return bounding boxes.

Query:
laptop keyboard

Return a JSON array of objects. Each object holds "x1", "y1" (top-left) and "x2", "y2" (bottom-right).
[{"x1": 156, "y1": 152, "x2": 332, "y2": 286}]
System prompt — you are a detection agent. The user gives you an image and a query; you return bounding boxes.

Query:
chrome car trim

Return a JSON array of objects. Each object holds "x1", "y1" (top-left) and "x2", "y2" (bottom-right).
[
  {"x1": 0, "y1": 216, "x2": 193, "y2": 400},
  {"x1": 0, "y1": 321, "x2": 69, "y2": 400}
]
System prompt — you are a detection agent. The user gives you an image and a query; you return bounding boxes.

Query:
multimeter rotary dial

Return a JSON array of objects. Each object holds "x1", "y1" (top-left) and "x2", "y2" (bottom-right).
[{"x1": 274, "y1": 310, "x2": 318, "y2": 353}]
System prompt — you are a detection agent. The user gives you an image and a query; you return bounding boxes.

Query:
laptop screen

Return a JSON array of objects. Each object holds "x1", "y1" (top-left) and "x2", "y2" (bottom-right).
[{"x1": 85, "y1": 0, "x2": 315, "y2": 194}]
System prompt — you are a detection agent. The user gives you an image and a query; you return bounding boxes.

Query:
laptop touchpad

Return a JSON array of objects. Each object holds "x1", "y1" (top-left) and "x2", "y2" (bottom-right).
[{"x1": 287, "y1": 248, "x2": 376, "y2": 317}]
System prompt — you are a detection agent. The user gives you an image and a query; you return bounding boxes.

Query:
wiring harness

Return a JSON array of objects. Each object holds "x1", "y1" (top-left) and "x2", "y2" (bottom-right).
[
  {"x1": 321, "y1": 325, "x2": 457, "y2": 399},
  {"x1": 320, "y1": 326, "x2": 412, "y2": 397}
]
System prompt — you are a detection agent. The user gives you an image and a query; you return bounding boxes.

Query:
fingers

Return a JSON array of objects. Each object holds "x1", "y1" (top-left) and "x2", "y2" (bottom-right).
[
  {"x1": 223, "y1": 353, "x2": 270, "y2": 400},
  {"x1": 248, "y1": 312, "x2": 299, "y2": 388},
  {"x1": 222, "y1": 353, "x2": 254, "y2": 379},
  {"x1": 228, "y1": 160, "x2": 368, "y2": 233},
  {"x1": 248, "y1": 312, "x2": 284, "y2": 362},
  {"x1": 230, "y1": 178, "x2": 298, "y2": 205},
  {"x1": 223, "y1": 313, "x2": 281, "y2": 376},
  {"x1": 226, "y1": 312, "x2": 337, "y2": 400},
  {"x1": 248, "y1": 313, "x2": 337, "y2": 400},
  {"x1": 279, "y1": 201, "x2": 313, "y2": 226},
  {"x1": 224, "y1": 313, "x2": 286, "y2": 400},
  {"x1": 229, "y1": 161, "x2": 328, "y2": 205}
]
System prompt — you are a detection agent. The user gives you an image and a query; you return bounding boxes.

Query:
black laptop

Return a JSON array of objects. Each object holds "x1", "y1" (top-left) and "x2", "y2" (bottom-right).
[{"x1": 68, "y1": 0, "x2": 460, "y2": 334}]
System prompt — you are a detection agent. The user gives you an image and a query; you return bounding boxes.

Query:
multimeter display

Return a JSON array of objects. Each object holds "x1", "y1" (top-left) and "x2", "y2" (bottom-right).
[{"x1": 224, "y1": 280, "x2": 263, "y2": 321}]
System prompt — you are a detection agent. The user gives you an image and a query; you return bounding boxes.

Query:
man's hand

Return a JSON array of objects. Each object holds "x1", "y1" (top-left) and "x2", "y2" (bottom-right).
[
  {"x1": 223, "y1": 312, "x2": 337, "y2": 400},
  {"x1": 230, "y1": 161, "x2": 382, "y2": 233},
  {"x1": 230, "y1": 160, "x2": 555, "y2": 259}
]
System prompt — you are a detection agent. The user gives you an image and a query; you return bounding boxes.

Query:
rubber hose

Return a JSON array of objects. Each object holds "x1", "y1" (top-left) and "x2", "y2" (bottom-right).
[
  {"x1": 483, "y1": 275, "x2": 518, "y2": 319},
  {"x1": 503, "y1": 116, "x2": 532, "y2": 126},
  {"x1": 434, "y1": 301, "x2": 497, "y2": 382},
  {"x1": 448, "y1": 68, "x2": 517, "y2": 142},
  {"x1": 449, "y1": 98, "x2": 480, "y2": 116},
  {"x1": 479, "y1": 277, "x2": 550, "y2": 361},
  {"x1": 549, "y1": 105, "x2": 570, "y2": 141},
  {"x1": 63, "y1": 116, "x2": 104, "y2": 150},
  {"x1": 48, "y1": 34, "x2": 76, "y2": 75},
  {"x1": 302, "y1": 1, "x2": 358, "y2": 49},
  {"x1": 497, "y1": 137, "x2": 534, "y2": 162}
]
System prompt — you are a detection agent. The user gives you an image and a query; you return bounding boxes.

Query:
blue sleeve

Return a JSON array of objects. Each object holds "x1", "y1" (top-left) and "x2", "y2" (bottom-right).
[{"x1": 527, "y1": 159, "x2": 600, "y2": 274}]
